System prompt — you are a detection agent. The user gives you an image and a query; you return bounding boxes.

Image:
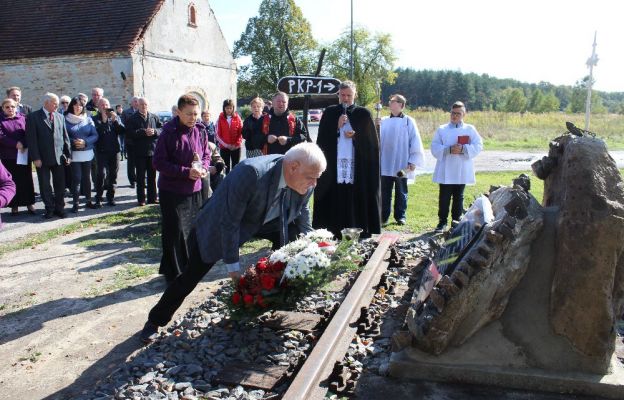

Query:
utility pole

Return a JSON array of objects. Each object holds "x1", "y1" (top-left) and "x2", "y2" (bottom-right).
[
  {"x1": 350, "y1": 0, "x2": 354, "y2": 80},
  {"x1": 584, "y1": 31, "x2": 598, "y2": 131}
]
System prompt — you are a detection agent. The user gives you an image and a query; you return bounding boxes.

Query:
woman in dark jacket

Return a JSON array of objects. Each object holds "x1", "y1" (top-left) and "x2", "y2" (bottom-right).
[
  {"x1": 0, "y1": 159, "x2": 16, "y2": 229},
  {"x1": 0, "y1": 98, "x2": 35, "y2": 215},
  {"x1": 241, "y1": 97, "x2": 265, "y2": 158},
  {"x1": 153, "y1": 94, "x2": 210, "y2": 283},
  {"x1": 65, "y1": 97, "x2": 99, "y2": 212}
]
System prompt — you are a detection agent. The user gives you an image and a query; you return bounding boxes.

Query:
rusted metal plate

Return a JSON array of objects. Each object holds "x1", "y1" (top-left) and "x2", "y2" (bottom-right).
[
  {"x1": 212, "y1": 363, "x2": 289, "y2": 390},
  {"x1": 262, "y1": 311, "x2": 323, "y2": 332}
]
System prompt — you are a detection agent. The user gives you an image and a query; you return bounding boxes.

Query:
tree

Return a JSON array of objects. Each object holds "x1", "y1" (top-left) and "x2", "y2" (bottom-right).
[
  {"x1": 233, "y1": 0, "x2": 318, "y2": 98},
  {"x1": 324, "y1": 27, "x2": 397, "y2": 105},
  {"x1": 566, "y1": 77, "x2": 607, "y2": 114},
  {"x1": 539, "y1": 91, "x2": 561, "y2": 112},
  {"x1": 528, "y1": 89, "x2": 544, "y2": 112},
  {"x1": 503, "y1": 88, "x2": 527, "y2": 112}
]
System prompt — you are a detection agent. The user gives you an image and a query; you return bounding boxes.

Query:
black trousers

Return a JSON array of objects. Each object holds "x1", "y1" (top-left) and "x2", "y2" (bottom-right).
[
  {"x1": 126, "y1": 144, "x2": 136, "y2": 185},
  {"x1": 159, "y1": 190, "x2": 202, "y2": 281},
  {"x1": 221, "y1": 148, "x2": 240, "y2": 174},
  {"x1": 95, "y1": 152, "x2": 120, "y2": 202},
  {"x1": 148, "y1": 222, "x2": 301, "y2": 327},
  {"x1": 438, "y1": 183, "x2": 466, "y2": 225},
  {"x1": 90, "y1": 154, "x2": 97, "y2": 190},
  {"x1": 36, "y1": 164, "x2": 66, "y2": 213},
  {"x1": 71, "y1": 160, "x2": 92, "y2": 204},
  {"x1": 135, "y1": 156, "x2": 157, "y2": 203}
]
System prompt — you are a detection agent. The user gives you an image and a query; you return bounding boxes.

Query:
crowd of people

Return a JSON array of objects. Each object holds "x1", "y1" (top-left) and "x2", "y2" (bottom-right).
[{"x1": 0, "y1": 83, "x2": 484, "y2": 342}]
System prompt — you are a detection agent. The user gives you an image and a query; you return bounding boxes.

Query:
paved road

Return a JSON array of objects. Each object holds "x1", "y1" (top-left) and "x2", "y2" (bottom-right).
[{"x1": 3, "y1": 123, "x2": 624, "y2": 243}]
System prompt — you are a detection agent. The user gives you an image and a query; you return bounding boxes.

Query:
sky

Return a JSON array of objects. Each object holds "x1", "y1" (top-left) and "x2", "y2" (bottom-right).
[{"x1": 210, "y1": 0, "x2": 623, "y2": 93}]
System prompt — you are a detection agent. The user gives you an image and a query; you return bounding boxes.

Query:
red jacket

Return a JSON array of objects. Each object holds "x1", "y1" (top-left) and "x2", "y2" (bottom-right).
[{"x1": 216, "y1": 112, "x2": 243, "y2": 148}]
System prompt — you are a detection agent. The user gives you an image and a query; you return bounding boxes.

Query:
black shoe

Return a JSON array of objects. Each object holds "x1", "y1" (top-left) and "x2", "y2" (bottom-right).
[
  {"x1": 71, "y1": 205, "x2": 79, "y2": 213},
  {"x1": 397, "y1": 218, "x2": 406, "y2": 225},
  {"x1": 27, "y1": 206, "x2": 37, "y2": 215},
  {"x1": 434, "y1": 222, "x2": 447, "y2": 233},
  {"x1": 54, "y1": 210, "x2": 67, "y2": 218},
  {"x1": 86, "y1": 202, "x2": 97, "y2": 209},
  {"x1": 129, "y1": 183, "x2": 136, "y2": 189},
  {"x1": 43, "y1": 211, "x2": 54, "y2": 219},
  {"x1": 94, "y1": 201, "x2": 102, "y2": 208},
  {"x1": 382, "y1": 220, "x2": 389, "y2": 227},
  {"x1": 107, "y1": 200, "x2": 116, "y2": 207},
  {"x1": 140, "y1": 320, "x2": 159, "y2": 343}
]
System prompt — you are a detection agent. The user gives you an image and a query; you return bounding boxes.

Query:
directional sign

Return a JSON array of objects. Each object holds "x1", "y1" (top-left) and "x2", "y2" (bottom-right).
[{"x1": 277, "y1": 76, "x2": 341, "y2": 95}]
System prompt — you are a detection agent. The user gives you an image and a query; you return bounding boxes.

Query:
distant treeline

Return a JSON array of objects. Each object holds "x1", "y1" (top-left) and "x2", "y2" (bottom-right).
[{"x1": 382, "y1": 68, "x2": 624, "y2": 114}]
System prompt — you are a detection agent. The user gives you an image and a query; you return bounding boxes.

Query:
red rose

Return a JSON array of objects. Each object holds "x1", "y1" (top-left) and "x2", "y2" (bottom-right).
[
  {"x1": 232, "y1": 292, "x2": 241, "y2": 305},
  {"x1": 260, "y1": 275, "x2": 276, "y2": 291},
  {"x1": 271, "y1": 261, "x2": 286, "y2": 272},
  {"x1": 318, "y1": 241, "x2": 331, "y2": 247},
  {"x1": 257, "y1": 257, "x2": 268, "y2": 271},
  {"x1": 238, "y1": 277, "x2": 246, "y2": 287},
  {"x1": 256, "y1": 294, "x2": 266, "y2": 308},
  {"x1": 243, "y1": 294, "x2": 254, "y2": 305}
]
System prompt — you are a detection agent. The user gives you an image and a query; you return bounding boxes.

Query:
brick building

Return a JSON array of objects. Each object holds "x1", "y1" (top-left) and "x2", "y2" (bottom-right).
[{"x1": 0, "y1": 0, "x2": 237, "y2": 113}]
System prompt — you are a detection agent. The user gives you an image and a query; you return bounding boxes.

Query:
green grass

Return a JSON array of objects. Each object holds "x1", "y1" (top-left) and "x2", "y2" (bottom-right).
[
  {"x1": 386, "y1": 171, "x2": 545, "y2": 233},
  {"x1": 400, "y1": 110, "x2": 624, "y2": 150},
  {"x1": 0, "y1": 206, "x2": 160, "y2": 257},
  {"x1": 84, "y1": 263, "x2": 159, "y2": 297}
]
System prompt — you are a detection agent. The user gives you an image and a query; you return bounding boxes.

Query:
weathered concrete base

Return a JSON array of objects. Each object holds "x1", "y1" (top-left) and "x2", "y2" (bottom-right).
[{"x1": 389, "y1": 323, "x2": 624, "y2": 399}]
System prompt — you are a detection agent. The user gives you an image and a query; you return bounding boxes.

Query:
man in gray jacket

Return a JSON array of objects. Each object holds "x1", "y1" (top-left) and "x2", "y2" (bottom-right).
[
  {"x1": 141, "y1": 142, "x2": 327, "y2": 342},
  {"x1": 26, "y1": 93, "x2": 71, "y2": 219}
]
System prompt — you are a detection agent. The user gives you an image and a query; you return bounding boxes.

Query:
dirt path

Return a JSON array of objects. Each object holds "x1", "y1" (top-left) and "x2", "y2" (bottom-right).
[{"x1": 0, "y1": 219, "x2": 270, "y2": 399}]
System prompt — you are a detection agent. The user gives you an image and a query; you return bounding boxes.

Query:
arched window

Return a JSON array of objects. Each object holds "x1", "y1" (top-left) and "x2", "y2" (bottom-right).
[{"x1": 188, "y1": 3, "x2": 197, "y2": 27}]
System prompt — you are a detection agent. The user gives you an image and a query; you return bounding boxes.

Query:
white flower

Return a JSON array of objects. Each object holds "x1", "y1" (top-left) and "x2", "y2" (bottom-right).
[{"x1": 303, "y1": 229, "x2": 335, "y2": 243}]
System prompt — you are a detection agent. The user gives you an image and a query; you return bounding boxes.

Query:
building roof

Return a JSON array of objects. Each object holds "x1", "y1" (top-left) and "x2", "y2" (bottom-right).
[{"x1": 0, "y1": 0, "x2": 166, "y2": 60}]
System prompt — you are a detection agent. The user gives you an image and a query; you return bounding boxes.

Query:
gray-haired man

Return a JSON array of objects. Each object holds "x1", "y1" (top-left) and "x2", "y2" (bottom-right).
[{"x1": 26, "y1": 93, "x2": 71, "y2": 218}]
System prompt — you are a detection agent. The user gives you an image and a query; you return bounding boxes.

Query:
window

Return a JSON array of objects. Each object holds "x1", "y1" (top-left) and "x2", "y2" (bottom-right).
[{"x1": 188, "y1": 4, "x2": 197, "y2": 27}]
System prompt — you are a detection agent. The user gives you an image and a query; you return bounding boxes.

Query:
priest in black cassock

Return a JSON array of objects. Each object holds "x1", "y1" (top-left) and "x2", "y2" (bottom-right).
[{"x1": 313, "y1": 80, "x2": 381, "y2": 238}]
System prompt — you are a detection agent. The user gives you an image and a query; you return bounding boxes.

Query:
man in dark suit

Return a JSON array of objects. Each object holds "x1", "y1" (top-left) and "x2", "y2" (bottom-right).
[
  {"x1": 140, "y1": 142, "x2": 327, "y2": 342},
  {"x1": 7, "y1": 86, "x2": 32, "y2": 115},
  {"x1": 26, "y1": 93, "x2": 71, "y2": 218},
  {"x1": 125, "y1": 97, "x2": 162, "y2": 205}
]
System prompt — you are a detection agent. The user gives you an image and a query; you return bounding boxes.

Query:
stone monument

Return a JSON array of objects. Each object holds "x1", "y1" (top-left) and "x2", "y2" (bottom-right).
[{"x1": 390, "y1": 132, "x2": 624, "y2": 398}]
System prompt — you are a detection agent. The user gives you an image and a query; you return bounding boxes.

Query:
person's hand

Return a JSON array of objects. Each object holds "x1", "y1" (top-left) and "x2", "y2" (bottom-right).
[
  {"x1": 16, "y1": 141, "x2": 24, "y2": 151},
  {"x1": 338, "y1": 114, "x2": 348, "y2": 129},
  {"x1": 407, "y1": 163, "x2": 416, "y2": 171},
  {"x1": 267, "y1": 134, "x2": 277, "y2": 144},
  {"x1": 65, "y1": 157, "x2": 72, "y2": 166},
  {"x1": 277, "y1": 136, "x2": 288, "y2": 146},
  {"x1": 450, "y1": 144, "x2": 463, "y2": 154},
  {"x1": 228, "y1": 271, "x2": 241, "y2": 281},
  {"x1": 34, "y1": 159, "x2": 42, "y2": 168},
  {"x1": 374, "y1": 117, "x2": 381, "y2": 126},
  {"x1": 109, "y1": 112, "x2": 117, "y2": 122},
  {"x1": 344, "y1": 130, "x2": 355, "y2": 139},
  {"x1": 208, "y1": 165, "x2": 217, "y2": 175},
  {"x1": 189, "y1": 168, "x2": 202, "y2": 180},
  {"x1": 146, "y1": 128, "x2": 155, "y2": 136}
]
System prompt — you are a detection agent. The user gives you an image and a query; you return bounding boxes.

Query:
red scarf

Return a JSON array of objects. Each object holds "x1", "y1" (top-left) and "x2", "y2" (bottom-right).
[
  {"x1": 261, "y1": 113, "x2": 295, "y2": 154},
  {"x1": 217, "y1": 112, "x2": 242, "y2": 148}
]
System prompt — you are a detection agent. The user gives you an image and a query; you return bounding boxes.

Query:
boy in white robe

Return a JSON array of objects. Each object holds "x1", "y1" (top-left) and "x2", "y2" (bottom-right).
[
  {"x1": 431, "y1": 101, "x2": 483, "y2": 232},
  {"x1": 377, "y1": 94, "x2": 424, "y2": 225}
]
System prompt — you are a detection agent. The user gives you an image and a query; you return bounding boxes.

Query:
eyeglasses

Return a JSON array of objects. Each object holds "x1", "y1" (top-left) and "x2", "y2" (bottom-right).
[
  {"x1": 61, "y1": 102, "x2": 69, "y2": 104},
  {"x1": 451, "y1": 111, "x2": 463, "y2": 116}
]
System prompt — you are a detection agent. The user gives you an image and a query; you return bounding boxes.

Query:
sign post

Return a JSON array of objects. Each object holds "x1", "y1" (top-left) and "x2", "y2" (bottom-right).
[{"x1": 277, "y1": 76, "x2": 341, "y2": 96}]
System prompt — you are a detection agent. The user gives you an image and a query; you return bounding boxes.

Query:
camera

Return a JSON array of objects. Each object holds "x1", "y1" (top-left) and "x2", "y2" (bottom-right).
[{"x1": 105, "y1": 108, "x2": 115, "y2": 113}]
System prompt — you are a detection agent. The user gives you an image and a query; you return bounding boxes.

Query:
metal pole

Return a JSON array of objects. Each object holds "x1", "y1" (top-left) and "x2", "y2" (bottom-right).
[
  {"x1": 584, "y1": 31, "x2": 598, "y2": 131},
  {"x1": 350, "y1": 0, "x2": 354, "y2": 80}
]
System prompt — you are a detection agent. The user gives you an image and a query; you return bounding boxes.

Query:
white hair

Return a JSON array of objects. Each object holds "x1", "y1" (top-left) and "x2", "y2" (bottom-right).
[
  {"x1": 41, "y1": 92, "x2": 59, "y2": 105},
  {"x1": 284, "y1": 142, "x2": 327, "y2": 172},
  {"x1": 59, "y1": 95, "x2": 71, "y2": 103},
  {"x1": 92, "y1": 87, "x2": 104, "y2": 95}
]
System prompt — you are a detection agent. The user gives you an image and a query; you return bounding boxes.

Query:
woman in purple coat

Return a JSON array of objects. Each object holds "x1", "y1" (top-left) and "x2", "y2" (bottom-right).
[
  {"x1": 0, "y1": 98, "x2": 35, "y2": 215},
  {"x1": 0, "y1": 159, "x2": 16, "y2": 228},
  {"x1": 153, "y1": 94, "x2": 210, "y2": 283}
]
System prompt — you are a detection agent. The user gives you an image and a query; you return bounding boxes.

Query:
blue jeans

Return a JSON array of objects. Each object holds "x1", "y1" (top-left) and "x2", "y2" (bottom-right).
[{"x1": 381, "y1": 176, "x2": 408, "y2": 222}]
